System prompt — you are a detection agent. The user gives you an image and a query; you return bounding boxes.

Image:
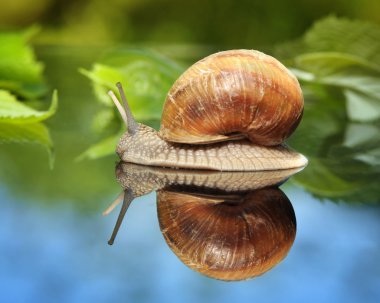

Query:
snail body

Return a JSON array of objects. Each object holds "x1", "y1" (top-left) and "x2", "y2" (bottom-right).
[
  {"x1": 116, "y1": 125, "x2": 307, "y2": 171},
  {"x1": 115, "y1": 162, "x2": 304, "y2": 196},
  {"x1": 109, "y1": 50, "x2": 307, "y2": 171}
]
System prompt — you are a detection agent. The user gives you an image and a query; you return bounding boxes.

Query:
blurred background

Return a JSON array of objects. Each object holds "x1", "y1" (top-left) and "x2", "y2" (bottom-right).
[
  {"x1": 1, "y1": 1, "x2": 380, "y2": 303},
  {"x1": 1, "y1": 0, "x2": 379, "y2": 48}
]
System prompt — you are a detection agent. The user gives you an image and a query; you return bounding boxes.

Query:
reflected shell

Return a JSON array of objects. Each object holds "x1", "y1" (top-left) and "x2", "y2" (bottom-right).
[
  {"x1": 159, "y1": 49, "x2": 304, "y2": 146},
  {"x1": 157, "y1": 188, "x2": 296, "y2": 281}
]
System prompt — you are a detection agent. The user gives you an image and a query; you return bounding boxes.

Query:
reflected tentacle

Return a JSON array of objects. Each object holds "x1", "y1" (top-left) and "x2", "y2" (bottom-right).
[
  {"x1": 102, "y1": 191, "x2": 124, "y2": 216},
  {"x1": 108, "y1": 189, "x2": 135, "y2": 245}
]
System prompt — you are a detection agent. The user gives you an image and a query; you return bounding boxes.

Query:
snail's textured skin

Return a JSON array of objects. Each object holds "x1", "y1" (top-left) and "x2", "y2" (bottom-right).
[
  {"x1": 115, "y1": 162, "x2": 303, "y2": 197},
  {"x1": 116, "y1": 124, "x2": 308, "y2": 172},
  {"x1": 159, "y1": 50, "x2": 304, "y2": 146}
]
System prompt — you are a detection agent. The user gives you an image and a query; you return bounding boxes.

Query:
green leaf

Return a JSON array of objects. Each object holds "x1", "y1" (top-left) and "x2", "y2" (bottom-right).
[
  {"x1": 343, "y1": 123, "x2": 380, "y2": 148},
  {"x1": 294, "y1": 52, "x2": 380, "y2": 75},
  {"x1": 345, "y1": 89, "x2": 380, "y2": 122},
  {"x1": 303, "y1": 16, "x2": 380, "y2": 67},
  {"x1": 0, "y1": 120, "x2": 55, "y2": 167},
  {"x1": 81, "y1": 48, "x2": 184, "y2": 121},
  {"x1": 353, "y1": 148, "x2": 380, "y2": 166},
  {"x1": 277, "y1": 16, "x2": 380, "y2": 66},
  {"x1": 76, "y1": 134, "x2": 121, "y2": 161},
  {"x1": 0, "y1": 121, "x2": 52, "y2": 147},
  {"x1": 0, "y1": 89, "x2": 58, "y2": 123},
  {"x1": 91, "y1": 108, "x2": 118, "y2": 134},
  {"x1": 343, "y1": 123, "x2": 380, "y2": 166},
  {"x1": 293, "y1": 157, "x2": 363, "y2": 198},
  {"x1": 276, "y1": 17, "x2": 380, "y2": 122},
  {"x1": 0, "y1": 27, "x2": 47, "y2": 99},
  {"x1": 79, "y1": 48, "x2": 184, "y2": 161}
]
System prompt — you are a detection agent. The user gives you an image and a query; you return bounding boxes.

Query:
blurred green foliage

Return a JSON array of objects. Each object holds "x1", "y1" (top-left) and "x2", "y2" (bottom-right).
[
  {"x1": 0, "y1": 1, "x2": 380, "y2": 209},
  {"x1": 0, "y1": 27, "x2": 47, "y2": 98},
  {"x1": 0, "y1": 28, "x2": 57, "y2": 160},
  {"x1": 1, "y1": 0, "x2": 380, "y2": 49},
  {"x1": 275, "y1": 16, "x2": 380, "y2": 122},
  {"x1": 0, "y1": 90, "x2": 57, "y2": 124},
  {"x1": 77, "y1": 48, "x2": 183, "y2": 160},
  {"x1": 288, "y1": 87, "x2": 380, "y2": 203},
  {"x1": 0, "y1": 46, "x2": 119, "y2": 211},
  {"x1": 0, "y1": 90, "x2": 57, "y2": 156},
  {"x1": 80, "y1": 17, "x2": 380, "y2": 204},
  {"x1": 80, "y1": 49, "x2": 183, "y2": 120},
  {"x1": 274, "y1": 17, "x2": 380, "y2": 203}
]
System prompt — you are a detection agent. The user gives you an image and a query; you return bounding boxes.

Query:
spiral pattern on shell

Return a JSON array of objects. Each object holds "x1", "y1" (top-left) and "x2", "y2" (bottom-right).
[{"x1": 159, "y1": 49, "x2": 304, "y2": 146}]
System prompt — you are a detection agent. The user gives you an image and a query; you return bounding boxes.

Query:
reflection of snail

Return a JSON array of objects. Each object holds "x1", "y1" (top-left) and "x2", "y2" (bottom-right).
[
  {"x1": 108, "y1": 50, "x2": 307, "y2": 171},
  {"x1": 158, "y1": 188, "x2": 296, "y2": 281},
  {"x1": 105, "y1": 163, "x2": 298, "y2": 281}
]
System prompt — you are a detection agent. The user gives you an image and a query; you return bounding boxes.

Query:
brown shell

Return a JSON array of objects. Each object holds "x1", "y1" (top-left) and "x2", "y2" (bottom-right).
[
  {"x1": 157, "y1": 188, "x2": 296, "y2": 281},
  {"x1": 159, "y1": 49, "x2": 304, "y2": 146}
]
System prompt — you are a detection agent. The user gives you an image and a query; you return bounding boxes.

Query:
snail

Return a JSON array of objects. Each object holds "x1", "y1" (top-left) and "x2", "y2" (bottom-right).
[
  {"x1": 108, "y1": 49, "x2": 307, "y2": 171},
  {"x1": 105, "y1": 163, "x2": 298, "y2": 280}
]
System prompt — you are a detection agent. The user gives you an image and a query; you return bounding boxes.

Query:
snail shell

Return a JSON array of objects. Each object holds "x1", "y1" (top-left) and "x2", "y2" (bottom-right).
[
  {"x1": 157, "y1": 187, "x2": 296, "y2": 281},
  {"x1": 159, "y1": 49, "x2": 304, "y2": 146},
  {"x1": 109, "y1": 49, "x2": 307, "y2": 171}
]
